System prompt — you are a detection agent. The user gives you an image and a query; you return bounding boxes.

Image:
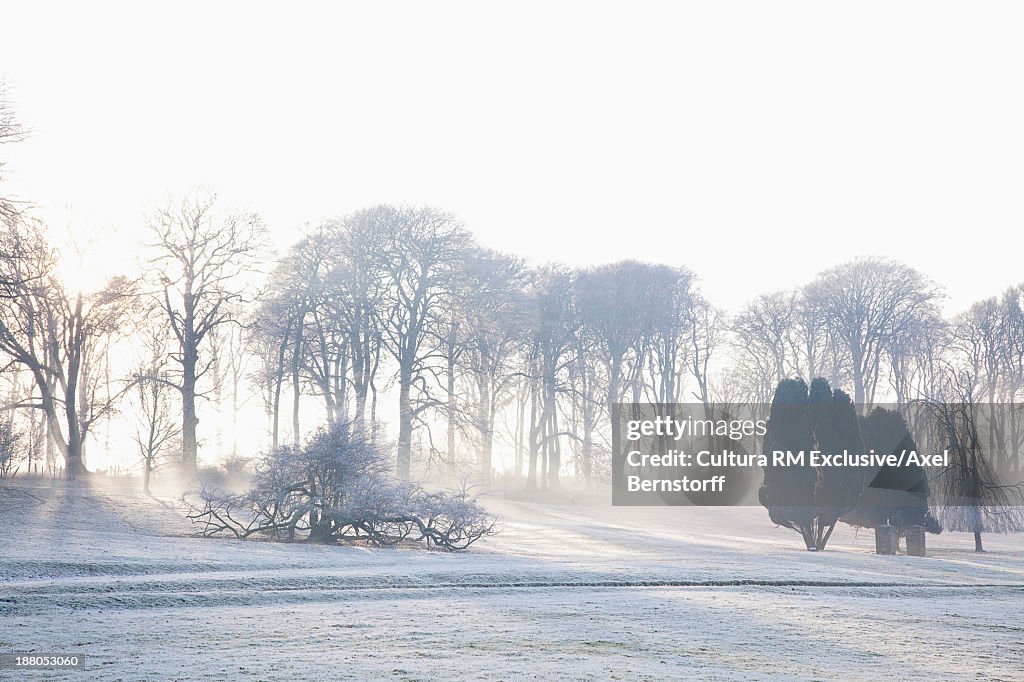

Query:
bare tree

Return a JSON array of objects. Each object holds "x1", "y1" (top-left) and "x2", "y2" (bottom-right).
[
  {"x1": 888, "y1": 310, "x2": 947, "y2": 405},
  {"x1": 523, "y1": 266, "x2": 577, "y2": 489},
  {"x1": 574, "y1": 262, "x2": 652, "y2": 470},
  {"x1": 0, "y1": 418, "x2": 23, "y2": 478},
  {"x1": 0, "y1": 82, "x2": 27, "y2": 225},
  {"x1": 805, "y1": 257, "x2": 942, "y2": 408},
  {"x1": 249, "y1": 327, "x2": 288, "y2": 450},
  {"x1": 132, "y1": 320, "x2": 182, "y2": 493},
  {"x1": 926, "y1": 370, "x2": 1024, "y2": 552},
  {"x1": 294, "y1": 227, "x2": 351, "y2": 425},
  {"x1": 218, "y1": 316, "x2": 250, "y2": 458},
  {"x1": 147, "y1": 191, "x2": 265, "y2": 472},
  {"x1": 372, "y1": 205, "x2": 473, "y2": 479},
  {"x1": 687, "y1": 296, "x2": 725, "y2": 412},
  {"x1": 459, "y1": 249, "x2": 528, "y2": 484},
  {"x1": 644, "y1": 266, "x2": 697, "y2": 405},
  {"x1": 732, "y1": 291, "x2": 797, "y2": 401},
  {"x1": 327, "y1": 213, "x2": 388, "y2": 430},
  {"x1": 251, "y1": 234, "x2": 329, "y2": 448},
  {"x1": 0, "y1": 221, "x2": 134, "y2": 476},
  {"x1": 573, "y1": 262, "x2": 696, "y2": 481},
  {"x1": 950, "y1": 288, "x2": 1024, "y2": 473}
]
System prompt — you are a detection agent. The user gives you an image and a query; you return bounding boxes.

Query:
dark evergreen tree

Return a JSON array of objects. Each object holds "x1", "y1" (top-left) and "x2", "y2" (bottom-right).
[
  {"x1": 761, "y1": 377, "x2": 872, "y2": 550},
  {"x1": 841, "y1": 407, "x2": 941, "y2": 535},
  {"x1": 809, "y1": 380, "x2": 865, "y2": 549},
  {"x1": 759, "y1": 379, "x2": 818, "y2": 549}
]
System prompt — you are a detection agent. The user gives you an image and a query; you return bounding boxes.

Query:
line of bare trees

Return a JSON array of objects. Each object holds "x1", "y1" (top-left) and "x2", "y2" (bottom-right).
[
  {"x1": 2, "y1": 83, "x2": 1024, "y2": 489},
  {"x1": 245, "y1": 210, "x2": 714, "y2": 488},
  {"x1": 4, "y1": 187, "x2": 1024, "y2": 490},
  {"x1": 5, "y1": 185, "x2": 1024, "y2": 492}
]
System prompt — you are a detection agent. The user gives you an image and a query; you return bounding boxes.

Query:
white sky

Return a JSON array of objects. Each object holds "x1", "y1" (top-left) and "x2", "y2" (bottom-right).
[{"x1": 2, "y1": 1, "x2": 1023, "y2": 315}]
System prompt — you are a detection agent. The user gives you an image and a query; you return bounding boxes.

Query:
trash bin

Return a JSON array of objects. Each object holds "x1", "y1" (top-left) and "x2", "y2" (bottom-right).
[
  {"x1": 905, "y1": 525, "x2": 926, "y2": 557},
  {"x1": 875, "y1": 524, "x2": 897, "y2": 555}
]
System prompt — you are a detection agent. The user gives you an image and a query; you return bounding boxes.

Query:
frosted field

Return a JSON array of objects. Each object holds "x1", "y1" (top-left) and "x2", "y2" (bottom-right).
[{"x1": 1, "y1": 478, "x2": 1023, "y2": 681}]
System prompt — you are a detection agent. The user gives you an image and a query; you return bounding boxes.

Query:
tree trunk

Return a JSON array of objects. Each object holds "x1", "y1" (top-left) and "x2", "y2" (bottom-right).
[
  {"x1": 333, "y1": 349, "x2": 347, "y2": 425},
  {"x1": 182, "y1": 347, "x2": 199, "y2": 472},
  {"x1": 478, "y1": 375, "x2": 492, "y2": 485},
  {"x1": 370, "y1": 380, "x2": 379, "y2": 441},
  {"x1": 817, "y1": 522, "x2": 836, "y2": 551},
  {"x1": 608, "y1": 359, "x2": 622, "y2": 463},
  {"x1": 45, "y1": 408, "x2": 54, "y2": 475},
  {"x1": 545, "y1": 386, "x2": 560, "y2": 488},
  {"x1": 576, "y1": 347, "x2": 593, "y2": 487},
  {"x1": 447, "y1": 353, "x2": 458, "y2": 474},
  {"x1": 974, "y1": 530, "x2": 984, "y2": 552},
  {"x1": 515, "y1": 385, "x2": 526, "y2": 479},
  {"x1": 851, "y1": 344, "x2": 866, "y2": 409},
  {"x1": 291, "y1": 330, "x2": 303, "y2": 448},
  {"x1": 802, "y1": 527, "x2": 815, "y2": 551},
  {"x1": 63, "y1": 389, "x2": 86, "y2": 476},
  {"x1": 351, "y1": 315, "x2": 370, "y2": 429},
  {"x1": 396, "y1": 362, "x2": 413, "y2": 480},
  {"x1": 354, "y1": 381, "x2": 367, "y2": 429},
  {"x1": 64, "y1": 438, "x2": 85, "y2": 478},
  {"x1": 527, "y1": 377, "x2": 539, "y2": 490},
  {"x1": 270, "y1": 322, "x2": 291, "y2": 450}
]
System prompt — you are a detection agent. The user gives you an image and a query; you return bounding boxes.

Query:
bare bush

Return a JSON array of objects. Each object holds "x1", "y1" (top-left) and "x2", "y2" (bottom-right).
[{"x1": 184, "y1": 421, "x2": 497, "y2": 550}]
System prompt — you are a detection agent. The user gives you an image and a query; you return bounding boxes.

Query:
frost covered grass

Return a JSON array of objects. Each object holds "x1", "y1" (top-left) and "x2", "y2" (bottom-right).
[{"x1": 1, "y1": 477, "x2": 1023, "y2": 680}]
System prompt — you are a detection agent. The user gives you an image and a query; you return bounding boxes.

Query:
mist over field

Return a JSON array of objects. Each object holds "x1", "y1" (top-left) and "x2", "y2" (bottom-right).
[{"x1": 2, "y1": 2, "x2": 1024, "y2": 680}]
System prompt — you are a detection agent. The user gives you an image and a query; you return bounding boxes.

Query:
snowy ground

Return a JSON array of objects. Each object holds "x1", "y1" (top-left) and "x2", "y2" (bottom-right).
[{"x1": 1, "y1": 478, "x2": 1022, "y2": 681}]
